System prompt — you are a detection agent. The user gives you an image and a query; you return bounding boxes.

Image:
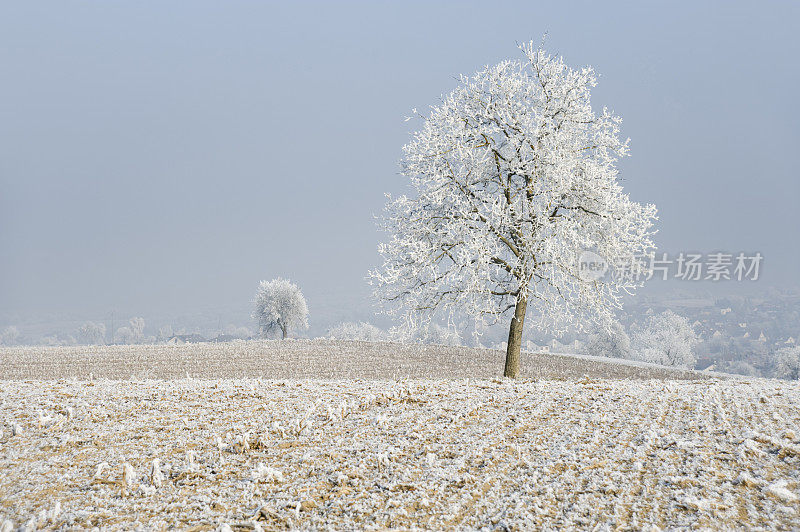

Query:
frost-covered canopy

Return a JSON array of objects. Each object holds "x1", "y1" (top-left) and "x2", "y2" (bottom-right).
[
  {"x1": 631, "y1": 310, "x2": 698, "y2": 369},
  {"x1": 582, "y1": 320, "x2": 632, "y2": 359},
  {"x1": 774, "y1": 346, "x2": 800, "y2": 380},
  {"x1": 0, "y1": 326, "x2": 20, "y2": 346},
  {"x1": 327, "y1": 322, "x2": 387, "y2": 343},
  {"x1": 77, "y1": 321, "x2": 106, "y2": 345},
  {"x1": 373, "y1": 43, "x2": 657, "y2": 334},
  {"x1": 253, "y1": 278, "x2": 309, "y2": 339}
]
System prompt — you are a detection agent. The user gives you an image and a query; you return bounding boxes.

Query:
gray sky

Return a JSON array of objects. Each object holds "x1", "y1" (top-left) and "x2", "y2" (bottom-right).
[{"x1": 1, "y1": 1, "x2": 798, "y2": 333}]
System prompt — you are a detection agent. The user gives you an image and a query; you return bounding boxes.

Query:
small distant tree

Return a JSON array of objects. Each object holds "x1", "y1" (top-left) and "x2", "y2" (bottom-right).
[
  {"x1": 40, "y1": 333, "x2": 76, "y2": 346},
  {"x1": 725, "y1": 360, "x2": 760, "y2": 377},
  {"x1": 327, "y1": 322, "x2": 386, "y2": 342},
  {"x1": 0, "y1": 326, "x2": 20, "y2": 346},
  {"x1": 631, "y1": 310, "x2": 698, "y2": 369},
  {"x1": 582, "y1": 320, "x2": 631, "y2": 359},
  {"x1": 115, "y1": 327, "x2": 134, "y2": 344},
  {"x1": 129, "y1": 317, "x2": 145, "y2": 340},
  {"x1": 774, "y1": 346, "x2": 800, "y2": 380},
  {"x1": 404, "y1": 323, "x2": 462, "y2": 346},
  {"x1": 253, "y1": 278, "x2": 309, "y2": 339},
  {"x1": 77, "y1": 321, "x2": 106, "y2": 345},
  {"x1": 116, "y1": 317, "x2": 145, "y2": 345},
  {"x1": 371, "y1": 42, "x2": 657, "y2": 378},
  {"x1": 157, "y1": 325, "x2": 174, "y2": 342}
]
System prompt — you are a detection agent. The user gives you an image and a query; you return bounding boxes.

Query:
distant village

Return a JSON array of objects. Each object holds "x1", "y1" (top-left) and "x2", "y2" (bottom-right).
[{"x1": 614, "y1": 291, "x2": 799, "y2": 376}]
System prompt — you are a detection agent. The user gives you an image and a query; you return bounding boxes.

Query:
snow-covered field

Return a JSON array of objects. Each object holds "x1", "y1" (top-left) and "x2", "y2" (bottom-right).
[
  {"x1": 0, "y1": 339, "x2": 704, "y2": 381},
  {"x1": 2, "y1": 343, "x2": 799, "y2": 530}
]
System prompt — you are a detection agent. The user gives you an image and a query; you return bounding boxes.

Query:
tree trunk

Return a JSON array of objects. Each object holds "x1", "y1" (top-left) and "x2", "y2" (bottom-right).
[
  {"x1": 503, "y1": 295, "x2": 527, "y2": 378},
  {"x1": 281, "y1": 325, "x2": 287, "y2": 340}
]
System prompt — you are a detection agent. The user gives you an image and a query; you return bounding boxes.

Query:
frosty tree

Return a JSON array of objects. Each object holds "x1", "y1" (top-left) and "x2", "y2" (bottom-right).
[
  {"x1": 77, "y1": 321, "x2": 106, "y2": 345},
  {"x1": 116, "y1": 317, "x2": 145, "y2": 345},
  {"x1": 0, "y1": 326, "x2": 20, "y2": 346},
  {"x1": 327, "y1": 322, "x2": 386, "y2": 342},
  {"x1": 774, "y1": 346, "x2": 800, "y2": 380},
  {"x1": 157, "y1": 325, "x2": 174, "y2": 342},
  {"x1": 582, "y1": 320, "x2": 631, "y2": 359},
  {"x1": 372, "y1": 43, "x2": 657, "y2": 377},
  {"x1": 396, "y1": 322, "x2": 462, "y2": 347},
  {"x1": 253, "y1": 278, "x2": 309, "y2": 339},
  {"x1": 129, "y1": 317, "x2": 145, "y2": 340},
  {"x1": 631, "y1": 310, "x2": 698, "y2": 369}
]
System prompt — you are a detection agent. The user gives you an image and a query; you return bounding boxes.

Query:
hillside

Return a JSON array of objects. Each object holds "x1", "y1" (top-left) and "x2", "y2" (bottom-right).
[{"x1": 0, "y1": 339, "x2": 707, "y2": 380}]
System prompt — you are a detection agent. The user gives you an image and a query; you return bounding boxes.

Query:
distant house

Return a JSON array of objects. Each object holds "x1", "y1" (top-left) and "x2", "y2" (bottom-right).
[{"x1": 166, "y1": 334, "x2": 206, "y2": 345}]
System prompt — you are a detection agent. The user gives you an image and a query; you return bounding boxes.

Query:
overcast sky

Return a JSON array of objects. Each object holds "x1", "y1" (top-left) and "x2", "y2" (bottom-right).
[{"x1": 1, "y1": 1, "x2": 798, "y2": 333}]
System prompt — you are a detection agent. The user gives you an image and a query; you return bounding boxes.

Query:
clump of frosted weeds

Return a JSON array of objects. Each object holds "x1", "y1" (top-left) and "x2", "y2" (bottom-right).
[
  {"x1": 186, "y1": 449, "x2": 197, "y2": 469},
  {"x1": 93, "y1": 461, "x2": 108, "y2": 479},
  {"x1": 251, "y1": 463, "x2": 284, "y2": 483},
  {"x1": 150, "y1": 458, "x2": 163, "y2": 488},
  {"x1": 376, "y1": 451, "x2": 391, "y2": 469},
  {"x1": 765, "y1": 480, "x2": 799, "y2": 502},
  {"x1": 37, "y1": 410, "x2": 53, "y2": 428},
  {"x1": 329, "y1": 472, "x2": 348, "y2": 486},
  {"x1": 232, "y1": 433, "x2": 250, "y2": 454},
  {"x1": 269, "y1": 420, "x2": 285, "y2": 437},
  {"x1": 425, "y1": 452, "x2": 437, "y2": 468},
  {"x1": 50, "y1": 501, "x2": 61, "y2": 522},
  {"x1": 122, "y1": 462, "x2": 135, "y2": 487}
]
